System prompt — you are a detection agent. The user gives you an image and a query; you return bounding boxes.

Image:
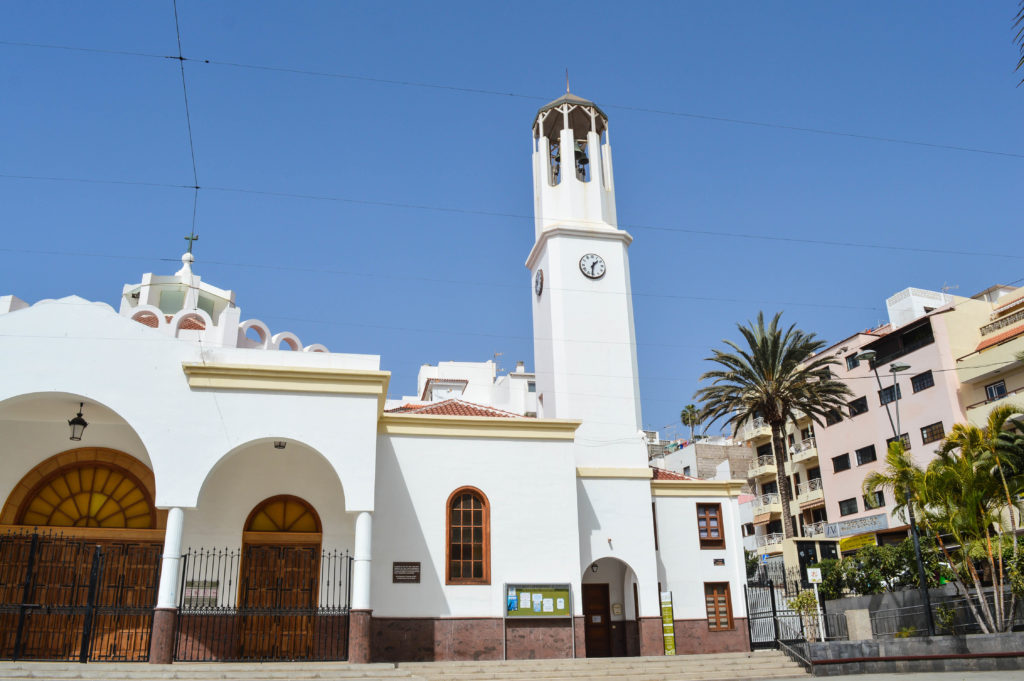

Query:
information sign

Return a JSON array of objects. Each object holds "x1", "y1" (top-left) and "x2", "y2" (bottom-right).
[
  {"x1": 392, "y1": 562, "x2": 421, "y2": 583},
  {"x1": 504, "y1": 584, "x2": 572, "y2": 618},
  {"x1": 806, "y1": 567, "x2": 822, "y2": 584},
  {"x1": 660, "y1": 591, "x2": 676, "y2": 656}
]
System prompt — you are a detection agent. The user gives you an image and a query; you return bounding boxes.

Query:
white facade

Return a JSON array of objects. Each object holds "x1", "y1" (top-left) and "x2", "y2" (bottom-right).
[{"x1": 0, "y1": 89, "x2": 747, "y2": 662}]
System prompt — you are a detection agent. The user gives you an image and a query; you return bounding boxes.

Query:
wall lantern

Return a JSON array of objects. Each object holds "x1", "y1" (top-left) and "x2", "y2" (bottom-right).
[
  {"x1": 590, "y1": 564, "x2": 599, "y2": 573},
  {"x1": 68, "y1": 403, "x2": 88, "y2": 441}
]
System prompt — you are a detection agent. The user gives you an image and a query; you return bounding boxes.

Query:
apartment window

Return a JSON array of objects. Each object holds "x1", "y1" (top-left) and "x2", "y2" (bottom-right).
[
  {"x1": 986, "y1": 380, "x2": 1007, "y2": 402},
  {"x1": 683, "y1": 466, "x2": 691, "y2": 477},
  {"x1": 788, "y1": 433, "x2": 796, "y2": 447},
  {"x1": 863, "y1": 490, "x2": 885, "y2": 509},
  {"x1": 846, "y1": 354, "x2": 860, "y2": 371},
  {"x1": 825, "y1": 409, "x2": 843, "y2": 426},
  {"x1": 810, "y1": 507, "x2": 828, "y2": 523},
  {"x1": 878, "y1": 384, "x2": 902, "y2": 406},
  {"x1": 848, "y1": 397, "x2": 869, "y2": 417},
  {"x1": 527, "y1": 381, "x2": 536, "y2": 393},
  {"x1": 807, "y1": 466, "x2": 822, "y2": 482},
  {"x1": 756, "y1": 443, "x2": 773, "y2": 458},
  {"x1": 447, "y1": 487, "x2": 490, "y2": 584},
  {"x1": 697, "y1": 504, "x2": 725, "y2": 549},
  {"x1": 855, "y1": 445, "x2": 877, "y2": 466},
  {"x1": 885, "y1": 433, "x2": 911, "y2": 451},
  {"x1": 761, "y1": 481, "x2": 778, "y2": 495},
  {"x1": 921, "y1": 422, "x2": 945, "y2": 444},
  {"x1": 704, "y1": 582, "x2": 734, "y2": 631},
  {"x1": 911, "y1": 371, "x2": 934, "y2": 393},
  {"x1": 838, "y1": 498, "x2": 859, "y2": 516},
  {"x1": 742, "y1": 523, "x2": 755, "y2": 537},
  {"x1": 832, "y1": 453, "x2": 851, "y2": 473},
  {"x1": 800, "y1": 426, "x2": 814, "y2": 441}
]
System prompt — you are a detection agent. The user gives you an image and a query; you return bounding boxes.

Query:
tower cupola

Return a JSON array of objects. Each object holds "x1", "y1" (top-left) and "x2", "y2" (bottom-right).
[{"x1": 532, "y1": 89, "x2": 616, "y2": 237}]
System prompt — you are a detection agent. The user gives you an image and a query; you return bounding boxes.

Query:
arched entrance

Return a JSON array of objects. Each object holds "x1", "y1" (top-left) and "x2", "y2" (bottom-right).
[
  {"x1": 239, "y1": 495, "x2": 322, "y2": 660},
  {"x1": 581, "y1": 558, "x2": 641, "y2": 657},
  {"x1": 0, "y1": 448, "x2": 162, "y2": 662}
]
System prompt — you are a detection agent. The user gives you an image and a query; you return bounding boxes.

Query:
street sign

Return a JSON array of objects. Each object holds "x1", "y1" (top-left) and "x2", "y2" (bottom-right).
[
  {"x1": 761, "y1": 553, "x2": 769, "y2": 564},
  {"x1": 807, "y1": 567, "x2": 822, "y2": 584}
]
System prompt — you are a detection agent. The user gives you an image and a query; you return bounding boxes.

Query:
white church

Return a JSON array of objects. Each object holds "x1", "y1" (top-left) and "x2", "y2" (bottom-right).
[{"x1": 0, "y1": 91, "x2": 748, "y2": 664}]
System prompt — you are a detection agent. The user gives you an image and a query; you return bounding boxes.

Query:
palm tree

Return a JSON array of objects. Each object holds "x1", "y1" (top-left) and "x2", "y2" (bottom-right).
[
  {"x1": 680, "y1": 404, "x2": 702, "y2": 442},
  {"x1": 862, "y1": 440, "x2": 925, "y2": 521},
  {"x1": 1016, "y1": 1, "x2": 1024, "y2": 85},
  {"x1": 695, "y1": 312, "x2": 852, "y2": 541}
]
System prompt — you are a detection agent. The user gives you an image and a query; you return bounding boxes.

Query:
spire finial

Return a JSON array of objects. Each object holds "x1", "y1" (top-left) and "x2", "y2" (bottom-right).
[
  {"x1": 185, "y1": 231, "x2": 199, "y2": 254},
  {"x1": 565, "y1": 68, "x2": 570, "y2": 93}
]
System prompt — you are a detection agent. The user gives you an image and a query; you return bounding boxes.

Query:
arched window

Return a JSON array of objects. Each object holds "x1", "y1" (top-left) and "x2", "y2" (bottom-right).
[
  {"x1": 446, "y1": 487, "x2": 489, "y2": 585},
  {"x1": 17, "y1": 461, "x2": 155, "y2": 529}
]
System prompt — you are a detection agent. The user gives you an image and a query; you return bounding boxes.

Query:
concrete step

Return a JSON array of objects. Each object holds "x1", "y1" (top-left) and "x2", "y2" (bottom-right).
[
  {"x1": 0, "y1": 663, "x2": 421, "y2": 681},
  {"x1": 400, "y1": 651, "x2": 786, "y2": 670}
]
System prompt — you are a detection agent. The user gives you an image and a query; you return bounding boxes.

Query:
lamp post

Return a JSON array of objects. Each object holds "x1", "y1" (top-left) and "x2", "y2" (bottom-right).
[{"x1": 855, "y1": 351, "x2": 935, "y2": 636}]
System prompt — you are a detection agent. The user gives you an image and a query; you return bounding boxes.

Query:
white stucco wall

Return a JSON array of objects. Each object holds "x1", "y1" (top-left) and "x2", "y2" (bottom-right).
[
  {"x1": 654, "y1": 495, "x2": 747, "y2": 621},
  {"x1": 371, "y1": 434, "x2": 581, "y2": 618}
]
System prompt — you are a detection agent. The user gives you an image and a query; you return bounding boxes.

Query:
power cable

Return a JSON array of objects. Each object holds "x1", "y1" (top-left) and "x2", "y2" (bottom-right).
[
  {"x1": 171, "y1": 0, "x2": 201, "y2": 247},
  {"x1": 0, "y1": 173, "x2": 1019, "y2": 262},
  {"x1": 1, "y1": 38, "x2": 1021, "y2": 160}
]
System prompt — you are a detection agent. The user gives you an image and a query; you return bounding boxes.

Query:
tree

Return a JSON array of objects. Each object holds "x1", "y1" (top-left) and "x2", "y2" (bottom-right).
[
  {"x1": 695, "y1": 312, "x2": 852, "y2": 541},
  {"x1": 916, "y1": 412, "x2": 1024, "y2": 634},
  {"x1": 680, "y1": 404, "x2": 702, "y2": 442}
]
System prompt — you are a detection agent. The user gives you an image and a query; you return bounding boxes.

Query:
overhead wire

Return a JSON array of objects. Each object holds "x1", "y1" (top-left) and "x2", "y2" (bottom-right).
[
  {"x1": 171, "y1": 0, "x2": 201, "y2": 245},
  {"x1": 1, "y1": 38, "x2": 1021, "y2": 160}
]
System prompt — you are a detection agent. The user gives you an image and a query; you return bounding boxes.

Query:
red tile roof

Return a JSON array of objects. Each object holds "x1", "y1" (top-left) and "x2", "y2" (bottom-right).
[
  {"x1": 385, "y1": 399, "x2": 521, "y2": 418},
  {"x1": 650, "y1": 467, "x2": 697, "y2": 481},
  {"x1": 976, "y1": 323, "x2": 1024, "y2": 352}
]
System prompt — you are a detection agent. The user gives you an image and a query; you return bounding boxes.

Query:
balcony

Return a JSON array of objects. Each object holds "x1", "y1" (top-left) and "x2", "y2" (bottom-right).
[
  {"x1": 797, "y1": 478, "x2": 825, "y2": 506},
  {"x1": 966, "y1": 386, "x2": 1024, "y2": 426},
  {"x1": 790, "y1": 437, "x2": 818, "y2": 465},
  {"x1": 742, "y1": 417, "x2": 772, "y2": 442},
  {"x1": 747, "y1": 454, "x2": 777, "y2": 479},
  {"x1": 752, "y1": 493, "x2": 782, "y2": 517},
  {"x1": 754, "y1": 532, "x2": 785, "y2": 554},
  {"x1": 802, "y1": 520, "x2": 829, "y2": 538}
]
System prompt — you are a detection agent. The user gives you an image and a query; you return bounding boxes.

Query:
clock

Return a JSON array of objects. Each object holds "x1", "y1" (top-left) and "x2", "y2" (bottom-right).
[
  {"x1": 534, "y1": 269, "x2": 544, "y2": 297},
  {"x1": 579, "y1": 253, "x2": 606, "y2": 279}
]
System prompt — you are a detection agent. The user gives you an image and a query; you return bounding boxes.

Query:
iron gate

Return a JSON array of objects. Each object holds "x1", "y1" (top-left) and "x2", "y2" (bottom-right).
[
  {"x1": 0, "y1": 530, "x2": 160, "y2": 662},
  {"x1": 174, "y1": 546, "x2": 352, "y2": 662},
  {"x1": 744, "y1": 581, "x2": 848, "y2": 648}
]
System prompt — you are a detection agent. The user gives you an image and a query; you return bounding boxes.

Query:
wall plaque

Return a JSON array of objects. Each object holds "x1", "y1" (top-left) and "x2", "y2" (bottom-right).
[{"x1": 392, "y1": 561, "x2": 421, "y2": 583}]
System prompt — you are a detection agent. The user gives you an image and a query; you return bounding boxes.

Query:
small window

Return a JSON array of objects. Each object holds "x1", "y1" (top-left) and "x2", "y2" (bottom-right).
[
  {"x1": 838, "y1": 498, "x2": 859, "y2": 516},
  {"x1": 986, "y1": 380, "x2": 1007, "y2": 402},
  {"x1": 527, "y1": 381, "x2": 537, "y2": 393},
  {"x1": 683, "y1": 466, "x2": 691, "y2": 476},
  {"x1": 886, "y1": 433, "x2": 911, "y2": 451},
  {"x1": 846, "y1": 354, "x2": 860, "y2": 371},
  {"x1": 878, "y1": 384, "x2": 902, "y2": 406},
  {"x1": 697, "y1": 503, "x2": 725, "y2": 549},
  {"x1": 911, "y1": 371, "x2": 934, "y2": 393},
  {"x1": 921, "y1": 422, "x2": 945, "y2": 444},
  {"x1": 704, "y1": 582, "x2": 733, "y2": 630},
  {"x1": 788, "y1": 433, "x2": 796, "y2": 447},
  {"x1": 832, "y1": 453, "x2": 851, "y2": 473},
  {"x1": 742, "y1": 523, "x2": 755, "y2": 537},
  {"x1": 825, "y1": 409, "x2": 843, "y2": 426},
  {"x1": 863, "y1": 490, "x2": 885, "y2": 509},
  {"x1": 855, "y1": 445, "x2": 877, "y2": 466},
  {"x1": 848, "y1": 397, "x2": 869, "y2": 417},
  {"x1": 446, "y1": 487, "x2": 490, "y2": 585}
]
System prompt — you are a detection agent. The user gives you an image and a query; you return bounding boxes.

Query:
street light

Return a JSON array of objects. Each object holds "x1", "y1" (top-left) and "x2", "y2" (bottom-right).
[{"x1": 854, "y1": 351, "x2": 936, "y2": 636}]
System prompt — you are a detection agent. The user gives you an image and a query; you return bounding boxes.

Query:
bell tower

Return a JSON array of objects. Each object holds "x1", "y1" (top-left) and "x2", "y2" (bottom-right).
[{"x1": 526, "y1": 90, "x2": 644, "y2": 467}]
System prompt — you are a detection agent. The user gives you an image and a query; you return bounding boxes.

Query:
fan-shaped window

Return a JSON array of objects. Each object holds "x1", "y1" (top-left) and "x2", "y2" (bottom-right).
[
  {"x1": 17, "y1": 463, "x2": 155, "y2": 529},
  {"x1": 245, "y1": 495, "x2": 320, "y2": 533},
  {"x1": 446, "y1": 487, "x2": 489, "y2": 585}
]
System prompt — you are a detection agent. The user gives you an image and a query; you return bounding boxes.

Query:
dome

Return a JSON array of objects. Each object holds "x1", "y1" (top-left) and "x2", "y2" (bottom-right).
[{"x1": 534, "y1": 91, "x2": 607, "y2": 139}]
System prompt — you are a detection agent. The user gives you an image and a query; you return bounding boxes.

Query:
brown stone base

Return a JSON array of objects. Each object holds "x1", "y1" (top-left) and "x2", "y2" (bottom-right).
[
  {"x1": 148, "y1": 607, "x2": 177, "y2": 664},
  {"x1": 638, "y1": 617, "x2": 663, "y2": 656},
  {"x1": 671, "y1": 618, "x2": 750, "y2": 655},
  {"x1": 371, "y1": 617, "x2": 579, "y2": 662},
  {"x1": 349, "y1": 609, "x2": 372, "y2": 663}
]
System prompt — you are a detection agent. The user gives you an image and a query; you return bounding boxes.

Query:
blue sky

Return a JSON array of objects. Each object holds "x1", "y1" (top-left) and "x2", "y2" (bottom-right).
[{"x1": 2, "y1": 1, "x2": 1022, "y2": 437}]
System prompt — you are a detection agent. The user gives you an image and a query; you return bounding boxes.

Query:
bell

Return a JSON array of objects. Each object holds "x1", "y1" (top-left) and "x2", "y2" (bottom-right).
[{"x1": 574, "y1": 141, "x2": 589, "y2": 166}]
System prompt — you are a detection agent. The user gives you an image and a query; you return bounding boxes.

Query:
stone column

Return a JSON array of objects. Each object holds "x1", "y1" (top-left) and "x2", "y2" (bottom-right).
[
  {"x1": 150, "y1": 507, "x2": 184, "y2": 664},
  {"x1": 349, "y1": 511, "x2": 373, "y2": 663}
]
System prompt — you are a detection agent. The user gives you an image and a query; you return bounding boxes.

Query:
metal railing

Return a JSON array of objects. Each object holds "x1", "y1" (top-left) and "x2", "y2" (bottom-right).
[
  {"x1": 174, "y1": 546, "x2": 352, "y2": 662},
  {"x1": 753, "y1": 493, "x2": 781, "y2": 513},
  {"x1": 749, "y1": 455, "x2": 777, "y2": 475},
  {"x1": 802, "y1": 521, "x2": 828, "y2": 537},
  {"x1": 981, "y1": 307, "x2": 1024, "y2": 335},
  {"x1": 743, "y1": 417, "x2": 771, "y2": 439},
  {"x1": 870, "y1": 591, "x2": 1024, "y2": 638},
  {"x1": 792, "y1": 437, "x2": 816, "y2": 453},
  {"x1": 755, "y1": 533, "x2": 784, "y2": 548},
  {"x1": 797, "y1": 478, "x2": 824, "y2": 498}
]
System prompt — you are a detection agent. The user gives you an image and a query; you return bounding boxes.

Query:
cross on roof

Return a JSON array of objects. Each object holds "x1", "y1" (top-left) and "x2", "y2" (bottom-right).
[{"x1": 184, "y1": 232, "x2": 199, "y2": 254}]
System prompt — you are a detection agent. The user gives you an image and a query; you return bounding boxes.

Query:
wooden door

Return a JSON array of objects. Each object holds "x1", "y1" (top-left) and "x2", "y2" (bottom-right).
[
  {"x1": 239, "y1": 544, "x2": 319, "y2": 660},
  {"x1": 582, "y1": 583, "x2": 611, "y2": 658}
]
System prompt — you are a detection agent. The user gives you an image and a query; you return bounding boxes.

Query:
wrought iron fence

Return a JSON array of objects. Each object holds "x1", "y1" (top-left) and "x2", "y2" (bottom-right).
[
  {"x1": 870, "y1": 591, "x2": 1024, "y2": 638},
  {"x1": 0, "y1": 529, "x2": 160, "y2": 662},
  {"x1": 745, "y1": 582, "x2": 848, "y2": 650},
  {"x1": 174, "y1": 546, "x2": 352, "y2": 662}
]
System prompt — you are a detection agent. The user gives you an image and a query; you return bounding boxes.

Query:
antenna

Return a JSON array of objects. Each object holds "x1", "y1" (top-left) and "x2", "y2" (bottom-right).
[{"x1": 941, "y1": 282, "x2": 959, "y2": 294}]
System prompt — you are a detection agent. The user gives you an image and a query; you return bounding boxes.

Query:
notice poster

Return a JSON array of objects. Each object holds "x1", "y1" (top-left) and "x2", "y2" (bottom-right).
[
  {"x1": 507, "y1": 588, "x2": 518, "y2": 612},
  {"x1": 519, "y1": 592, "x2": 531, "y2": 610},
  {"x1": 542, "y1": 598, "x2": 554, "y2": 613},
  {"x1": 532, "y1": 593, "x2": 543, "y2": 612},
  {"x1": 660, "y1": 591, "x2": 676, "y2": 656}
]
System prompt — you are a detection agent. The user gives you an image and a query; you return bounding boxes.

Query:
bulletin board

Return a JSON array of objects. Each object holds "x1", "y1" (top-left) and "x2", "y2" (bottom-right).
[{"x1": 505, "y1": 584, "x2": 572, "y2": 618}]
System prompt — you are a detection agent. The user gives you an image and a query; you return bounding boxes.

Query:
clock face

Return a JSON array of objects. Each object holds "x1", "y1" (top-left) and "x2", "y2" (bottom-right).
[
  {"x1": 579, "y1": 253, "x2": 606, "y2": 279},
  {"x1": 534, "y1": 269, "x2": 544, "y2": 297}
]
